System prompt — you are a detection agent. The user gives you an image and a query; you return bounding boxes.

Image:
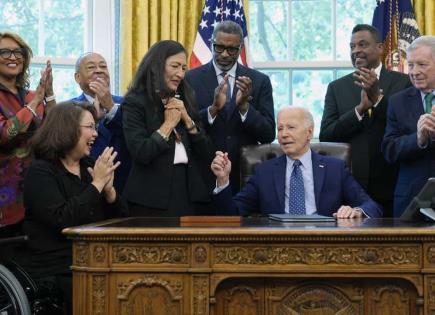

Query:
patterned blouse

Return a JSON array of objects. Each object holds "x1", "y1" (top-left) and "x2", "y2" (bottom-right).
[{"x1": 0, "y1": 84, "x2": 44, "y2": 226}]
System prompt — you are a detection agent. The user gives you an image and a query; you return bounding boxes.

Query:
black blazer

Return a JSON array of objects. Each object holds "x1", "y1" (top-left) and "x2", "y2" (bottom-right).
[
  {"x1": 319, "y1": 67, "x2": 411, "y2": 213},
  {"x1": 121, "y1": 92, "x2": 211, "y2": 209},
  {"x1": 185, "y1": 62, "x2": 275, "y2": 193}
]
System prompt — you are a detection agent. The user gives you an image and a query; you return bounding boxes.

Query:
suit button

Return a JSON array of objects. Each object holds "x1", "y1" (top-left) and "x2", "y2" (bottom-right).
[{"x1": 227, "y1": 136, "x2": 231, "y2": 140}]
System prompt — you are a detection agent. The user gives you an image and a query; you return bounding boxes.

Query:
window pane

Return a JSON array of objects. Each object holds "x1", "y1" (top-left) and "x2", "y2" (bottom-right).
[
  {"x1": 337, "y1": 68, "x2": 354, "y2": 79},
  {"x1": 0, "y1": 0, "x2": 39, "y2": 50},
  {"x1": 336, "y1": 0, "x2": 377, "y2": 60},
  {"x1": 292, "y1": 0, "x2": 332, "y2": 61},
  {"x1": 260, "y1": 69, "x2": 290, "y2": 120},
  {"x1": 0, "y1": 0, "x2": 86, "y2": 58},
  {"x1": 249, "y1": 0, "x2": 289, "y2": 62},
  {"x1": 30, "y1": 65, "x2": 81, "y2": 101},
  {"x1": 292, "y1": 70, "x2": 333, "y2": 138},
  {"x1": 44, "y1": 0, "x2": 86, "y2": 57}
]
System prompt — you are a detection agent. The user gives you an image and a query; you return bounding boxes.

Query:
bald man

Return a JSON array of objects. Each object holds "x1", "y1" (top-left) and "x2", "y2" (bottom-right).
[
  {"x1": 212, "y1": 107, "x2": 382, "y2": 218},
  {"x1": 71, "y1": 52, "x2": 130, "y2": 193}
]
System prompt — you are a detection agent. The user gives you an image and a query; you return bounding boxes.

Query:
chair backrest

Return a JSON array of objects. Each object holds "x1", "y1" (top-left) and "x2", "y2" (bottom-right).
[{"x1": 239, "y1": 142, "x2": 351, "y2": 188}]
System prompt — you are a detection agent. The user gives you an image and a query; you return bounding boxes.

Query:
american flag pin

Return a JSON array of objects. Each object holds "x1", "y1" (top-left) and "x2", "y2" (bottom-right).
[{"x1": 319, "y1": 165, "x2": 324, "y2": 168}]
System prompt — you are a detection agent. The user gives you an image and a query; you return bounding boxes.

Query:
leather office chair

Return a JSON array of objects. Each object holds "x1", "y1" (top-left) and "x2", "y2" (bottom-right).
[{"x1": 240, "y1": 142, "x2": 351, "y2": 188}]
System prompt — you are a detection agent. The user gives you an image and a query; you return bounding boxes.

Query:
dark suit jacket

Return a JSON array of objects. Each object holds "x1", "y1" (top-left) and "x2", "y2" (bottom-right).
[
  {"x1": 71, "y1": 93, "x2": 131, "y2": 193},
  {"x1": 214, "y1": 151, "x2": 382, "y2": 218},
  {"x1": 382, "y1": 86, "x2": 435, "y2": 217},
  {"x1": 185, "y1": 62, "x2": 275, "y2": 193},
  {"x1": 319, "y1": 67, "x2": 410, "y2": 215},
  {"x1": 121, "y1": 92, "x2": 211, "y2": 210}
]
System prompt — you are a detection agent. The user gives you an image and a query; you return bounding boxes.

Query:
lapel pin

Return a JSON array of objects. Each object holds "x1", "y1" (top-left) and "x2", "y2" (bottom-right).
[{"x1": 319, "y1": 165, "x2": 324, "y2": 168}]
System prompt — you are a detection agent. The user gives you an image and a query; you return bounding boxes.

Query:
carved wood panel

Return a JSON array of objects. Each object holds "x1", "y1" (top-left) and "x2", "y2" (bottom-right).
[
  {"x1": 114, "y1": 273, "x2": 184, "y2": 315},
  {"x1": 193, "y1": 275, "x2": 209, "y2": 315},
  {"x1": 212, "y1": 278, "x2": 421, "y2": 315},
  {"x1": 213, "y1": 244, "x2": 420, "y2": 268},
  {"x1": 112, "y1": 244, "x2": 188, "y2": 265}
]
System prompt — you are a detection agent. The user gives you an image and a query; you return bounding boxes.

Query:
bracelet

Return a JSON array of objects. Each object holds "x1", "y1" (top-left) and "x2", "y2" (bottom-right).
[
  {"x1": 156, "y1": 129, "x2": 169, "y2": 141},
  {"x1": 45, "y1": 94, "x2": 56, "y2": 102},
  {"x1": 24, "y1": 104, "x2": 37, "y2": 117},
  {"x1": 186, "y1": 120, "x2": 196, "y2": 131}
]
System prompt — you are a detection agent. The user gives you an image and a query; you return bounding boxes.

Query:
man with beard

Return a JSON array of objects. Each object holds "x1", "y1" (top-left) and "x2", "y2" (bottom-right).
[
  {"x1": 71, "y1": 52, "x2": 130, "y2": 193},
  {"x1": 319, "y1": 24, "x2": 410, "y2": 216}
]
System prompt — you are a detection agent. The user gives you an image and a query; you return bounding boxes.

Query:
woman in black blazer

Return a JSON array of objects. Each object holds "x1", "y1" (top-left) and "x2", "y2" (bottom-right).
[{"x1": 122, "y1": 40, "x2": 212, "y2": 216}]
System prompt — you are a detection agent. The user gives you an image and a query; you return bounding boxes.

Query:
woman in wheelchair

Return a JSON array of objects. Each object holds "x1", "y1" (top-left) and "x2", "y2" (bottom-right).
[{"x1": 10, "y1": 101, "x2": 128, "y2": 314}]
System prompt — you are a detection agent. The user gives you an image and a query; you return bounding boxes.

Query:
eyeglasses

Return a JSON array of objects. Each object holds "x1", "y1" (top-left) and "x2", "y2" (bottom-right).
[
  {"x1": 0, "y1": 48, "x2": 24, "y2": 59},
  {"x1": 212, "y1": 43, "x2": 241, "y2": 56},
  {"x1": 80, "y1": 124, "x2": 97, "y2": 131}
]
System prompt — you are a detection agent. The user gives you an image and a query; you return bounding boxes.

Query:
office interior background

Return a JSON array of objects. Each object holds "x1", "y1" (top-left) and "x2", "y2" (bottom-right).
[{"x1": 0, "y1": 0, "x2": 433, "y2": 138}]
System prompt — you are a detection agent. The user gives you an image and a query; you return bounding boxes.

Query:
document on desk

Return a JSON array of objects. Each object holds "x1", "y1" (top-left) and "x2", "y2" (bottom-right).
[{"x1": 268, "y1": 214, "x2": 336, "y2": 222}]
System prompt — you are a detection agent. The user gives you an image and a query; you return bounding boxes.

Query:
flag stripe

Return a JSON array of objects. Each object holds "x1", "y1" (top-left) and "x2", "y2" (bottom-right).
[{"x1": 189, "y1": 0, "x2": 251, "y2": 69}]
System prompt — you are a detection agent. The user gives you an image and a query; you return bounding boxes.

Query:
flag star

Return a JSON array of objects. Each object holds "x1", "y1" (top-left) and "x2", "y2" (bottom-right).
[
  {"x1": 211, "y1": 20, "x2": 218, "y2": 28},
  {"x1": 202, "y1": 5, "x2": 210, "y2": 15},
  {"x1": 213, "y1": 6, "x2": 222, "y2": 16},
  {"x1": 199, "y1": 19, "x2": 208, "y2": 29},
  {"x1": 223, "y1": 7, "x2": 231, "y2": 17},
  {"x1": 233, "y1": 9, "x2": 241, "y2": 19}
]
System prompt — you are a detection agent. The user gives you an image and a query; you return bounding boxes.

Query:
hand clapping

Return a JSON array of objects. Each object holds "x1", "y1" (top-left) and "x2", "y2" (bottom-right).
[{"x1": 88, "y1": 147, "x2": 120, "y2": 202}]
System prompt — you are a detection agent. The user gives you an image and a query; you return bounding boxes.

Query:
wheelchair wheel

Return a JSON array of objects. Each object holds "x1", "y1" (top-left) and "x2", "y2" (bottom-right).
[{"x1": 0, "y1": 263, "x2": 31, "y2": 315}]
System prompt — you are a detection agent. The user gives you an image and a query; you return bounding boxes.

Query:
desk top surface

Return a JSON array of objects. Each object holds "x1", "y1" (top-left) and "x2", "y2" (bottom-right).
[{"x1": 63, "y1": 217, "x2": 435, "y2": 240}]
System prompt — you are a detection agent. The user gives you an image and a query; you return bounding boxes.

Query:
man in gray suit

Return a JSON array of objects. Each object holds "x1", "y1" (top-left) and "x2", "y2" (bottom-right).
[{"x1": 319, "y1": 24, "x2": 410, "y2": 216}]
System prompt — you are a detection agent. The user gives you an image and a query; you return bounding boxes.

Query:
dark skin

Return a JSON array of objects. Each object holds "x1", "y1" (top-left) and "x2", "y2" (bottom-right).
[
  {"x1": 209, "y1": 32, "x2": 252, "y2": 118},
  {"x1": 350, "y1": 30, "x2": 384, "y2": 116}
]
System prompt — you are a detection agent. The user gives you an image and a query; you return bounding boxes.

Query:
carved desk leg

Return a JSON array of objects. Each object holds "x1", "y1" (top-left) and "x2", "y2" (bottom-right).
[
  {"x1": 426, "y1": 275, "x2": 435, "y2": 314},
  {"x1": 192, "y1": 275, "x2": 209, "y2": 315}
]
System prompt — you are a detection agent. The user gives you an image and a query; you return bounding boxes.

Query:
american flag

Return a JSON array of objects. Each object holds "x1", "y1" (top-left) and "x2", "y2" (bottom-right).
[
  {"x1": 189, "y1": 0, "x2": 251, "y2": 69},
  {"x1": 372, "y1": 0, "x2": 420, "y2": 73}
]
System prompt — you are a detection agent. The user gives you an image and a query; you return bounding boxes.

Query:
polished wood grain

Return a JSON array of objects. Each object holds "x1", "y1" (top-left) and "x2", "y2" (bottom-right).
[{"x1": 63, "y1": 217, "x2": 435, "y2": 314}]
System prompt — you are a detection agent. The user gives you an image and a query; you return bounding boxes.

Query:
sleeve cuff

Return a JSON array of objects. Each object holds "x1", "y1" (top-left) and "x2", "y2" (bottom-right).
[
  {"x1": 207, "y1": 106, "x2": 216, "y2": 125},
  {"x1": 213, "y1": 180, "x2": 230, "y2": 194}
]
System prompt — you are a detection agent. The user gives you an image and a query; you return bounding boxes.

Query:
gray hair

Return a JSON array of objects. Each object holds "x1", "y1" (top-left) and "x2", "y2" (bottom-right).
[
  {"x1": 75, "y1": 52, "x2": 96, "y2": 72},
  {"x1": 407, "y1": 35, "x2": 435, "y2": 58},
  {"x1": 212, "y1": 20, "x2": 243, "y2": 43},
  {"x1": 278, "y1": 106, "x2": 314, "y2": 128}
]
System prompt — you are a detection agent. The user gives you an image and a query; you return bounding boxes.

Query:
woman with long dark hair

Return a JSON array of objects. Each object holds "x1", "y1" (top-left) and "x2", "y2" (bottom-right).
[{"x1": 122, "y1": 40, "x2": 212, "y2": 216}]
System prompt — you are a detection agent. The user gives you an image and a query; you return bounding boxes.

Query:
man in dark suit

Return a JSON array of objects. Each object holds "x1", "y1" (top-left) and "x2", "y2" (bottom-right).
[
  {"x1": 212, "y1": 107, "x2": 382, "y2": 218},
  {"x1": 382, "y1": 35, "x2": 435, "y2": 217},
  {"x1": 71, "y1": 52, "x2": 130, "y2": 193},
  {"x1": 319, "y1": 24, "x2": 410, "y2": 217},
  {"x1": 185, "y1": 20, "x2": 275, "y2": 195}
]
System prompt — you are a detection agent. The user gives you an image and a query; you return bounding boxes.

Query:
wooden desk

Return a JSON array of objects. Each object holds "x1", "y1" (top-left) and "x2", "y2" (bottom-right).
[{"x1": 63, "y1": 217, "x2": 435, "y2": 315}]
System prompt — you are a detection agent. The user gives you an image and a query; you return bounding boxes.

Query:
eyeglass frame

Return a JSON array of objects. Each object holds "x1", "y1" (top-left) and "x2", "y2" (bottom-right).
[
  {"x1": 212, "y1": 42, "x2": 241, "y2": 56},
  {"x1": 0, "y1": 48, "x2": 25, "y2": 60},
  {"x1": 80, "y1": 124, "x2": 98, "y2": 131}
]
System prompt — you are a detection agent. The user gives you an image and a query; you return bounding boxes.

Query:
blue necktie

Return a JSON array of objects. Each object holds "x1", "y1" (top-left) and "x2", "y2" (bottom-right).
[{"x1": 288, "y1": 160, "x2": 306, "y2": 215}]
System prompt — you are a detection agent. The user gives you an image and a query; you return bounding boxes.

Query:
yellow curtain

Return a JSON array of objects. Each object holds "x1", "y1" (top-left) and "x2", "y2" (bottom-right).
[
  {"x1": 120, "y1": 0, "x2": 249, "y2": 94},
  {"x1": 413, "y1": 0, "x2": 435, "y2": 35}
]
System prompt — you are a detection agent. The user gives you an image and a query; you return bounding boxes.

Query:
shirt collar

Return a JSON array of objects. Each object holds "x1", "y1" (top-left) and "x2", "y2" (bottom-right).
[
  {"x1": 83, "y1": 93, "x2": 95, "y2": 104},
  {"x1": 213, "y1": 60, "x2": 237, "y2": 79},
  {"x1": 373, "y1": 63, "x2": 382, "y2": 79},
  {"x1": 286, "y1": 148, "x2": 312, "y2": 168}
]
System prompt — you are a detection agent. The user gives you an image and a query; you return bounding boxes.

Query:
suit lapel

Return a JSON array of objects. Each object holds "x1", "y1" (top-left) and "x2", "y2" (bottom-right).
[
  {"x1": 378, "y1": 67, "x2": 392, "y2": 94},
  {"x1": 311, "y1": 151, "x2": 325, "y2": 209},
  {"x1": 203, "y1": 62, "x2": 220, "y2": 102},
  {"x1": 408, "y1": 87, "x2": 424, "y2": 121},
  {"x1": 273, "y1": 155, "x2": 287, "y2": 212}
]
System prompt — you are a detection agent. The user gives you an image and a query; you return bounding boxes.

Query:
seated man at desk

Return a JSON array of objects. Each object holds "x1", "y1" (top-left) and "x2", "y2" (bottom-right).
[{"x1": 211, "y1": 107, "x2": 382, "y2": 218}]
